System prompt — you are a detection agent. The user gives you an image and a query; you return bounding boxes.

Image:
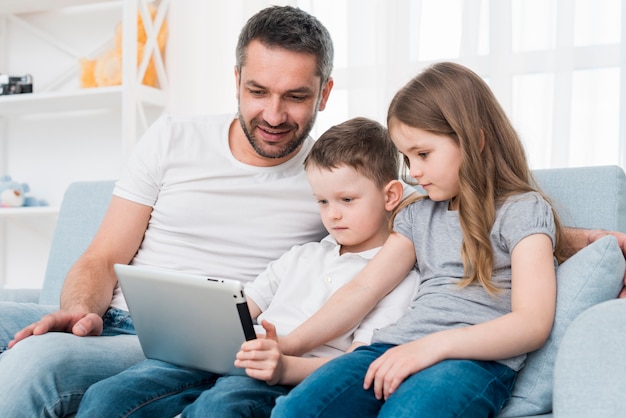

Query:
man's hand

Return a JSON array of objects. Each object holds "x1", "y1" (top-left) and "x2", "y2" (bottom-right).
[
  {"x1": 587, "y1": 230, "x2": 626, "y2": 297},
  {"x1": 234, "y1": 320, "x2": 285, "y2": 385},
  {"x1": 8, "y1": 310, "x2": 104, "y2": 349}
]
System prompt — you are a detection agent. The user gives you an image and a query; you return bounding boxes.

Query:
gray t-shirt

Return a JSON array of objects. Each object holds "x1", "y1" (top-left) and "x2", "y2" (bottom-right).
[{"x1": 373, "y1": 192, "x2": 556, "y2": 371}]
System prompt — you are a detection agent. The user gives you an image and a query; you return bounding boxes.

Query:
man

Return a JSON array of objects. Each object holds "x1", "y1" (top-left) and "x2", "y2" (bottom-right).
[{"x1": 0, "y1": 6, "x2": 333, "y2": 417}]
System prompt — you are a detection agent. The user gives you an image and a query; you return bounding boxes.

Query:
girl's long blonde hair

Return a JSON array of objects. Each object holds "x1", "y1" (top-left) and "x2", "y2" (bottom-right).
[{"x1": 388, "y1": 62, "x2": 566, "y2": 295}]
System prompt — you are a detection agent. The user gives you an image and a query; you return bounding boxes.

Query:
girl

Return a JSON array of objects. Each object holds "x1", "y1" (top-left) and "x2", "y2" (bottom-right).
[{"x1": 272, "y1": 62, "x2": 566, "y2": 417}]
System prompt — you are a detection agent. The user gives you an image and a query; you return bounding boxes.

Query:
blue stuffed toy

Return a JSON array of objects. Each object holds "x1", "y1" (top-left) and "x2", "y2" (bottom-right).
[{"x1": 0, "y1": 175, "x2": 48, "y2": 208}]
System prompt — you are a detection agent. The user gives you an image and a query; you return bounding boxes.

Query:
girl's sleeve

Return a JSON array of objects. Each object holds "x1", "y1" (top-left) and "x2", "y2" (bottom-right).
[
  {"x1": 393, "y1": 203, "x2": 416, "y2": 241},
  {"x1": 497, "y1": 193, "x2": 557, "y2": 253}
]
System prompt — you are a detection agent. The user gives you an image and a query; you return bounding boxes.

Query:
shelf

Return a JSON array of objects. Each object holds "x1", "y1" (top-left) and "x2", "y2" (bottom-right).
[
  {"x1": 1, "y1": 0, "x2": 117, "y2": 15},
  {"x1": 0, "y1": 85, "x2": 166, "y2": 117},
  {"x1": 0, "y1": 0, "x2": 169, "y2": 289},
  {"x1": 0, "y1": 206, "x2": 59, "y2": 218}
]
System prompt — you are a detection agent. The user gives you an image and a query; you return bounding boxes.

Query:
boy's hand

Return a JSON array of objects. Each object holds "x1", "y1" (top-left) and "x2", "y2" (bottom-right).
[{"x1": 234, "y1": 320, "x2": 286, "y2": 385}]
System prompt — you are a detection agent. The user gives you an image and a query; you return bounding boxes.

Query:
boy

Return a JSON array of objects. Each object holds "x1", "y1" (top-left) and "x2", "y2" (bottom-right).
[
  {"x1": 77, "y1": 117, "x2": 419, "y2": 417},
  {"x1": 178, "y1": 117, "x2": 418, "y2": 416}
]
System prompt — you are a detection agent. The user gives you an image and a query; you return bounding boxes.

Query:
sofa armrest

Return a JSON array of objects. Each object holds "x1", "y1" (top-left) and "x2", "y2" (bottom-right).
[
  {"x1": 552, "y1": 299, "x2": 626, "y2": 417},
  {"x1": 38, "y1": 180, "x2": 116, "y2": 305},
  {"x1": 0, "y1": 288, "x2": 40, "y2": 303}
]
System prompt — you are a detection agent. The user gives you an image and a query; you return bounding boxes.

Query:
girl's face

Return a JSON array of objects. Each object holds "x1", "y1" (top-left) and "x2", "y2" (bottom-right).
[
  {"x1": 391, "y1": 123, "x2": 463, "y2": 210},
  {"x1": 306, "y1": 165, "x2": 391, "y2": 254}
]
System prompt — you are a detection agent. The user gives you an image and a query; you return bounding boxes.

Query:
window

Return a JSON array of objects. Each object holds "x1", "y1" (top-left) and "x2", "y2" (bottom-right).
[{"x1": 170, "y1": 0, "x2": 624, "y2": 169}]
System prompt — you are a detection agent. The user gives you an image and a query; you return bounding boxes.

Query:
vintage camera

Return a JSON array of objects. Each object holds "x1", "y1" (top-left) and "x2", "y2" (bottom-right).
[{"x1": 0, "y1": 73, "x2": 33, "y2": 95}]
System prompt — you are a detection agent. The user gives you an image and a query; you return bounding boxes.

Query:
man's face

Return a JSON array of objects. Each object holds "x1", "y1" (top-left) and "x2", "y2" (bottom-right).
[{"x1": 235, "y1": 40, "x2": 333, "y2": 162}]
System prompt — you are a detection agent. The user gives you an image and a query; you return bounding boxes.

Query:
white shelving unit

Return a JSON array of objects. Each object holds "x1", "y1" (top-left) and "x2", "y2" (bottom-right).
[
  {"x1": 0, "y1": 85, "x2": 166, "y2": 116},
  {"x1": 0, "y1": 0, "x2": 169, "y2": 289}
]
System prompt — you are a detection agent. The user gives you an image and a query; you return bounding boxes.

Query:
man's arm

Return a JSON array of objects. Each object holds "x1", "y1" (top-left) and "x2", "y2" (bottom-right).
[
  {"x1": 9, "y1": 196, "x2": 152, "y2": 347},
  {"x1": 564, "y1": 227, "x2": 626, "y2": 297},
  {"x1": 564, "y1": 227, "x2": 626, "y2": 254},
  {"x1": 562, "y1": 227, "x2": 592, "y2": 256}
]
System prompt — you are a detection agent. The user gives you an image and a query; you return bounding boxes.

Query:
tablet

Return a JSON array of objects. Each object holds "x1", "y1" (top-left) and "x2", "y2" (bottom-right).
[{"x1": 114, "y1": 263, "x2": 256, "y2": 376}]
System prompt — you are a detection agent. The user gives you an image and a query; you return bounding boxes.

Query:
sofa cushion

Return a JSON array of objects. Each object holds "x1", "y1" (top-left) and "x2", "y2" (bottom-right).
[{"x1": 499, "y1": 235, "x2": 625, "y2": 417}]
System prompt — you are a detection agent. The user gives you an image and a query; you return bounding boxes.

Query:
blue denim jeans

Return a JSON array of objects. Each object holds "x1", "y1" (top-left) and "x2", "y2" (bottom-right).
[
  {"x1": 0, "y1": 302, "x2": 144, "y2": 417},
  {"x1": 77, "y1": 358, "x2": 218, "y2": 418},
  {"x1": 272, "y1": 343, "x2": 517, "y2": 418},
  {"x1": 183, "y1": 375, "x2": 292, "y2": 418},
  {"x1": 77, "y1": 358, "x2": 292, "y2": 418}
]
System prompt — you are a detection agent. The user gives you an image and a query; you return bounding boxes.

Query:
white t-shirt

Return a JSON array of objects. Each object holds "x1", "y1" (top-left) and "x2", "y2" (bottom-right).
[
  {"x1": 245, "y1": 235, "x2": 419, "y2": 359},
  {"x1": 110, "y1": 113, "x2": 326, "y2": 310}
]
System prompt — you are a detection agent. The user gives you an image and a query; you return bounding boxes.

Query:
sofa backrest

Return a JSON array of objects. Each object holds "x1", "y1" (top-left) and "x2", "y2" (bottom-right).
[
  {"x1": 533, "y1": 165, "x2": 626, "y2": 233},
  {"x1": 39, "y1": 180, "x2": 116, "y2": 305},
  {"x1": 38, "y1": 165, "x2": 626, "y2": 305}
]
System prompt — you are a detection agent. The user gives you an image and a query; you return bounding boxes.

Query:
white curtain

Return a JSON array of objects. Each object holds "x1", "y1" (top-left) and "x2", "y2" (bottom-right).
[{"x1": 166, "y1": 0, "x2": 624, "y2": 170}]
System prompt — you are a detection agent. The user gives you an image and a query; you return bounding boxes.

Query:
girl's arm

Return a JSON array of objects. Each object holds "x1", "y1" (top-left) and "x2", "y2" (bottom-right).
[
  {"x1": 268, "y1": 341, "x2": 366, "y2": 386},
  {"x1": 237, "y1": 321, "x2": 366, "y2": 385},
  {"x1": 364, "y1": 233, "x2": 556, "y2": 400},
  {"x1": 280, "y1": 232, "x2": 417, "y2": 356}
]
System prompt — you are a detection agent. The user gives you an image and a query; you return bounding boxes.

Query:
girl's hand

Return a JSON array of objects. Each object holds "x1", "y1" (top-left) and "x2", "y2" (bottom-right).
[
  {"x1": 364, "y1": 336, "x2": 443, "y2": 400},
  {"x1": 234, "y1": 320, "x2": 285, "y2": 385}
]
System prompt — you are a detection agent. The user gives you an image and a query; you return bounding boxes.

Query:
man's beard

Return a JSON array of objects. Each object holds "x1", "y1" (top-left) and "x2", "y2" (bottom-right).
[{"x1": 238, "y1": 112, "x2": 316, "y2": 159}]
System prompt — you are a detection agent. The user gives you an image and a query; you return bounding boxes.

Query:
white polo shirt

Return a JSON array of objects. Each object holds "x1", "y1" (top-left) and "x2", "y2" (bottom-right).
[{"x1": 245, "y1": 235, "x2": 419, "y2": 359}]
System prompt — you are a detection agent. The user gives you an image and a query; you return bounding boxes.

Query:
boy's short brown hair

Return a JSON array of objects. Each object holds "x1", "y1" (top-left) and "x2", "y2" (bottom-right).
[{"x1": 304, "y1": 117, "x2": 399, "y2": 188}]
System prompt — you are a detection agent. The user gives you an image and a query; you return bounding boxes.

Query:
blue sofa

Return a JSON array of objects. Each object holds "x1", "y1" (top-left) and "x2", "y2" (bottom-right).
[{"x1": 1, "y1": 165, "x2": 626, "y2": 417}]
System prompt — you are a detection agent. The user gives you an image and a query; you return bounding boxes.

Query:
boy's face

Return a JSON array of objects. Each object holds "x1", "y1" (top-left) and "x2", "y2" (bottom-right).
[
  {"x1": 306, "y1": 165, "x2": 391, "y2": 254},
  {"x1": 234, "y1": 40, "x2": 333, "y2": 166}
]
